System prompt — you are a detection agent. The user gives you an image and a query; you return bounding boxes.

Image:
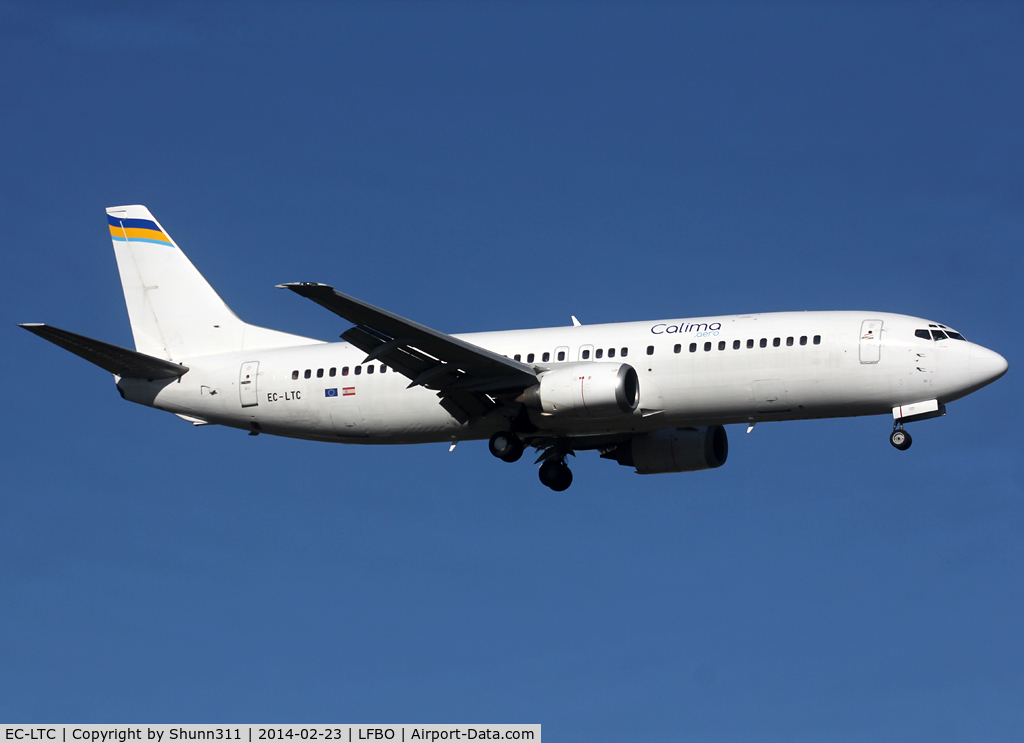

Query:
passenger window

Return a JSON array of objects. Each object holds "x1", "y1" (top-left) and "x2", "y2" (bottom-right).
[
  {"x1": 674, "y1": 344, "x2": 681, "y2": 354},
  {"x1": 329, "y1": 367, "x2": 336, "y2": 377},
  {"x1": 354, "y1": 366, "x2": 361, "y2": 375},
  {"x1": 596, "y1": 348, "x2": 603, "y2": 359},
  {"x1": 608, "y1": 348, "x2": 615, "y2": 358},
  {"x1": 304, "y1": 369, "x2": 311, "y2": 379},
  {"x1": 342, "y1": 367, "x2": 349, "y2": 376},
  {"x1": 527, "y1": 353, "x2": 535, "y2": 363},
  {"x1": 760, "y1": 338, "x2": 767, "y2": 348},
  {"x1": 733, "y1": 340, "x2": 740, "y2": 349},
  {"x1": 813, "y1": 335, "x2": 821, "y2": 345},
  {"x1": 647, "y1": 345, "x2": 654, "y2": 355},
  {"x1": 915, "y1": 329, "x2": 931, "y2": 340},
  {"x1": 747, "y1": 339, "x2": 754, "y2": 349},
  {"x1": 718, "y1": 341, "x2": 726, "y2": 351},
  {"x1": 786, "y1": 337, "x2": 794, "y2": 346},
  {"x1": 367, "y1": 365, "x2": 374, "y2": 374},
  {"x1": 689, "y1": 343, "x2": 697, "y2": 353},
  {"x1": 772, "y1": 338, "x2": 780, "y2": 347},
  {"x1": 620, "y1": 347, "x2": 628, "y2": 357},
  {"x1": 582, "y1": 349, "x2": 590, "y2": 360},
  {"x1": 557, "y1": 350, "x2": 566, "y2": 361},
  {"x1": 704, "y1": 342, "x2": 712, "y2": 352},
  {"x1": 800, "y1": 336, "x2": 807, "y2": 345},
  {"x1": 514, "y1": 354, "x2": 521, "y2": 361},
  {"x1": 291, "y1": 370, "x2": 298, "y2": 380},
  {"x1": 932, "y1": 330, "x2": 948, "y2": 341},
  {"x1": 542, "y1": 352, "x2": 550, "y2": 362},
  {"x1": 317, "y1": 368, "x2": 324, "y2": 378},
  {"x1": 380, "y1": 365, "x2": 387, "y2": 373}
]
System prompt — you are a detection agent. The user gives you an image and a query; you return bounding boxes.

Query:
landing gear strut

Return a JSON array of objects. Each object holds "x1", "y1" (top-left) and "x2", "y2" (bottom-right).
[
  {"x1": 890, "y1": 422, "x2": 912, "y2": 451},
  {"x1": 491, "y1": 431, "x2": 574, "y2": 490},
  {"x1": 539, "y1": 459, "x2": 573, "y2": 491},
  {"x1": 489, "y1": 431, "x2": 524, "y2": 462},
  {"x1": 535, "y1": 441, "x2": 575, "y2": 491}
]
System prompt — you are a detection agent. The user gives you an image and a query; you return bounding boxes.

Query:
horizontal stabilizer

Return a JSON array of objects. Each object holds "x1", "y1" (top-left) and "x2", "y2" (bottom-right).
[{"x1": 19, "y1": 324, "x2": 189, "y2": 379}]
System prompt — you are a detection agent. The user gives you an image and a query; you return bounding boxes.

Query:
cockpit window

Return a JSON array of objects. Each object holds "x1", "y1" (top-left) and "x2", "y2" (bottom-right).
[{"x1": 917, "y1": 327, "x2": 966, "y2": 341}]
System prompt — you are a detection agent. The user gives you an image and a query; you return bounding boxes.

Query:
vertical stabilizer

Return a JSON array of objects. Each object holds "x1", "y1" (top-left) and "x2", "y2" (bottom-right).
[{"x1": 107, "y1": 205, "x2": 317, "y2": 360}]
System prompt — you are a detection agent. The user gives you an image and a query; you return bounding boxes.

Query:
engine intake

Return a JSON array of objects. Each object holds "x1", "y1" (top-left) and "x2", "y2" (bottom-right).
[
  {"x1": 521, "y1": 363, "x2": 639, "y2": 418},
  {"x1": 602, "y1": 426, "x2": 729, "y2": 474}
]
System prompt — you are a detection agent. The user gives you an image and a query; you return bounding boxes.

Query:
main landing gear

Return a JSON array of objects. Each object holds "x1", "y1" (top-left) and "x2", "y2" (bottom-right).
[
  {"x1": 488, "y1": 431, "x2": 574, "y2": 491},
  {"x1": 538, "y1": 459, "x2": 573, "y2": 492},
  {"x1": 535, "y1": 442, "x2": 574, "y2": 491},
  {"x1": 890, "y1": 422, "x2": 913, "y2": 451},
  {"x1": 489, "y1": 430, "x2": 524, "y2": 462}
]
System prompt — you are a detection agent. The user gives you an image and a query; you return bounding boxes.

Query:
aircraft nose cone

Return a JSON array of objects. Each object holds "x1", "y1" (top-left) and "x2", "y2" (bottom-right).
[{"x1": 969, "y1": 344, "x2": 1008, "y2": 388}]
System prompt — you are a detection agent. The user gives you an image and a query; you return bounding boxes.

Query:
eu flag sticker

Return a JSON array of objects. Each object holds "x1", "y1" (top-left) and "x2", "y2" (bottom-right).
[{"x1": 325, "y1": 388, "x2": 338, "y2": 397}]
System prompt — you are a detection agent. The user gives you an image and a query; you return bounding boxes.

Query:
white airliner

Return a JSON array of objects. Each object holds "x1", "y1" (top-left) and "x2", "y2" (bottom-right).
[{"x1": 21, "y1": 206, "x2": 1008, "y2": 490}]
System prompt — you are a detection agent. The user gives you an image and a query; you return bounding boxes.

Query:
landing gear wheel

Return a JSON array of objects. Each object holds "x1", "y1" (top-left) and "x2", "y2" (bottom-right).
[
  {"x1": 489, "y1": 431, "x2": 524, "y2": 462},
  {"x1": 890, "y1": 429, "x2": 912, "y2": 450},
  {"x1": 539, "y1": 460, "x2": 573, "y2": 491}
]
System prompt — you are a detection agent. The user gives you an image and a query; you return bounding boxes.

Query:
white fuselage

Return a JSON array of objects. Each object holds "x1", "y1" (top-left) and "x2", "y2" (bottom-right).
[{"x1": 115, "y1": 310, "x2": 1004, "y2": 445}]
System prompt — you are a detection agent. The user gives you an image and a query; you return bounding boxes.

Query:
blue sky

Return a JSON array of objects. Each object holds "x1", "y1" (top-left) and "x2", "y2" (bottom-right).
[{"x1": 2, "y1": 1, "x2": 1022, "y2": 739}]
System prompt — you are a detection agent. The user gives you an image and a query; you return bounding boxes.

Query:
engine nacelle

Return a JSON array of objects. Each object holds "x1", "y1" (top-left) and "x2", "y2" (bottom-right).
[
  {"x1": 603, "y1": 426, "x2": 729, "y2": 474},
  {"x1": 521, "y1": 363, "x2": 639, "y2": 418}
]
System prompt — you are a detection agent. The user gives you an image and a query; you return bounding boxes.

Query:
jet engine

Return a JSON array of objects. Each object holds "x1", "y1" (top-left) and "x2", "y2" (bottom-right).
[
  {"x1": 520, "y1": 363, "x2": 639, "y2": 418},
  {"x1": 602, "y1": 426, "x2": 729, "y2": 474}
]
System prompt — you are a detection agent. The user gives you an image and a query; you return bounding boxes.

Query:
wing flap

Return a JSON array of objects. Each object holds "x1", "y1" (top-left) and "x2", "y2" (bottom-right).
[
  {"x1": 340, "y1": 325, "x2": 438, "y2": 381},
  {"x1": 279, "y1": 282, "x2": 538, "y2": 420},
  {"x1": 279, "y1": 283, "x2": 535, "y2": 378},
  {"x1": 19, "y1": 324, "x2": 189, "y2": 379}
]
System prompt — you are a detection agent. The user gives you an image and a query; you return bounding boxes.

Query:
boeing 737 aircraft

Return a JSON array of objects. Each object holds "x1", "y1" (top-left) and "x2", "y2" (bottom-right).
[{"x1": 21, "y1": 206, "x2": 1008, "y2": 490}]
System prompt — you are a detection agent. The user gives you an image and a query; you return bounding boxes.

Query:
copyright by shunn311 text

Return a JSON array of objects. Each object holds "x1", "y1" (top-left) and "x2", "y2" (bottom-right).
[{"x1": 2, "y1": 727, "x2": 539, "y2": 743}]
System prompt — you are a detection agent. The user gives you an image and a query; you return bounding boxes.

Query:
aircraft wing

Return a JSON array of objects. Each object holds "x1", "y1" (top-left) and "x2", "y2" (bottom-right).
[
  {"x1": 278, "y1": 282, "x2": 538, "y2": 423},
  {"x1": 19, "y1": 323, "x2": 189, "y2": 379}
]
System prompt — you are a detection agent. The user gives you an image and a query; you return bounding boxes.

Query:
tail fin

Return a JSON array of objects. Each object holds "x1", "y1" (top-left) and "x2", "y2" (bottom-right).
[{"x1": 107, "y1": 205, "x2": 318, "y2": 360}]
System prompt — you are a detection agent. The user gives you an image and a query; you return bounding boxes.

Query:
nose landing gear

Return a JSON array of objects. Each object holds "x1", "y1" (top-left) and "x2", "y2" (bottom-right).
[{"x1": 890, "y1": 422, "x2": 912, "y2": 451}]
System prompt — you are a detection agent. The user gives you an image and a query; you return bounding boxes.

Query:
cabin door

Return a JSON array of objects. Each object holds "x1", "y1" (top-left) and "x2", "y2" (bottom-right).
[
  {"x1": 859, "y1": 319, "x2": 883, "y2": 363},
  {"x1": 239, "y1": 361, "x2": 259, "y2": 408}
]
